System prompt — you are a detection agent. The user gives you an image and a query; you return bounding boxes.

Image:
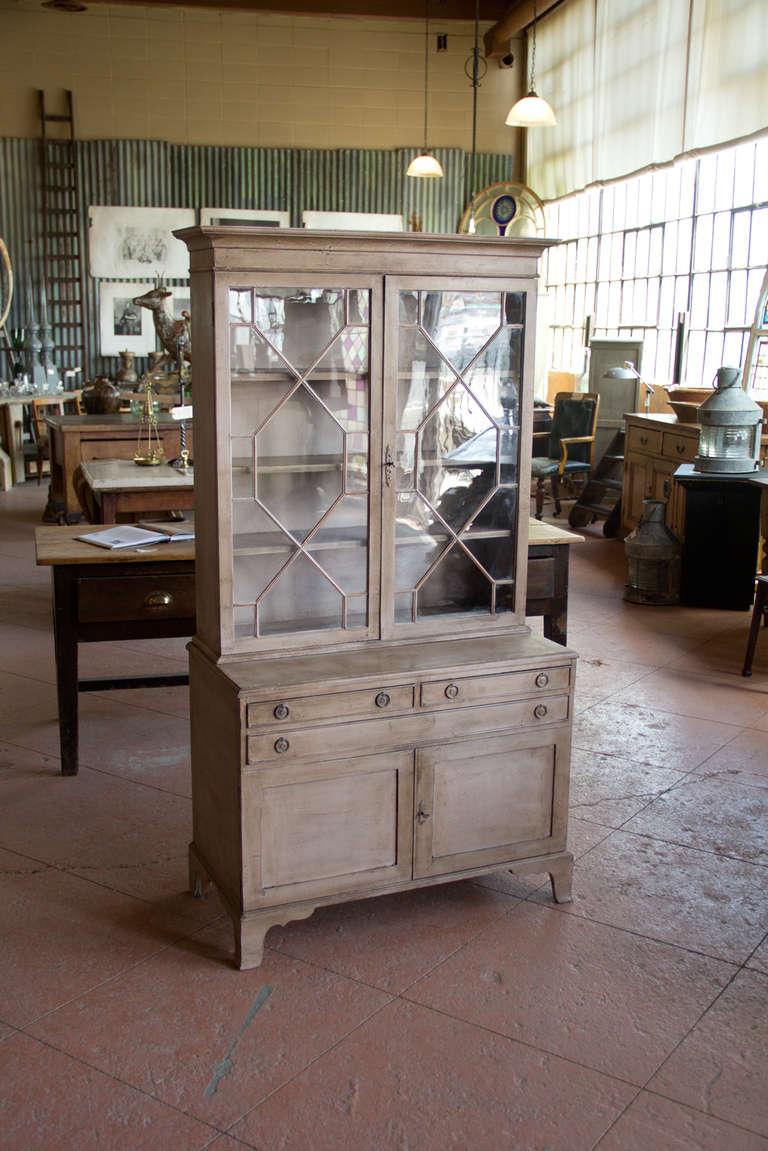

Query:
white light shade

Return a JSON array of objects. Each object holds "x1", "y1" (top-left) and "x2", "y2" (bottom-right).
[
  {"x1": 406, "y1": 153, "x2": 444, "y2": 178},
  {"x1": 505, "y1": 91, "x2": 557, "y2": 127}
]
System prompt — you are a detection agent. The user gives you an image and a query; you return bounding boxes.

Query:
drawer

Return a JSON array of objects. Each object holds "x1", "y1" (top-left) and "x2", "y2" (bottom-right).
[
  {"x1": 247, "y1": 694, "x2": 570, "y2": 765},
  {"x1": 420, "y1": 665, "x2": 571, "y2": 708},
  {"x1": 661, "y1": 429, "x2": 698, "y2": 462},
  {"x1": 247, "y1": 684, "x2": 415, "y2": 728},
  {"x1": 77, "y1": 573, "x2": 196, "y2": 623},
  {"x1": 626, "y1": 424, "x2": 663, "y2": 455}
]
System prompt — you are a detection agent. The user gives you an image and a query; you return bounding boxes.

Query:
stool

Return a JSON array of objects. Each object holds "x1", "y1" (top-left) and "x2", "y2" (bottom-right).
[{"x1": 742, "y1": 575, "x2": 768, "y2": 676}]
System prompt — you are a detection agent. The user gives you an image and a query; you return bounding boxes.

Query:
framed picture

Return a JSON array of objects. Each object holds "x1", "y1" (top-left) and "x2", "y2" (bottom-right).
[
  {"x1": 169, "y1": 286, "x2": 191, "y2": 324},
  {"x1": 89, "y1": 206, "x2": 195, "y2": 279},
  {"x1": 301, "y1": 210, "x2": 404, "y2": 232},
  {"x1": 99, "y1": 282, "x2": 156, "y2": 356},
  {"x1": 200, "y1": 208, "x2": 290, "y2": 228}
]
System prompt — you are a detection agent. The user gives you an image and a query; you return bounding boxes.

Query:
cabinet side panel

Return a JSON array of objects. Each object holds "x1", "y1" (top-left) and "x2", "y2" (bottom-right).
[
  {"x1": 189, "y1": 268, "x2": 224, "y2": 652},
  {"x1": 189, "y1": 646, "x2": 243, "y2": 910}
]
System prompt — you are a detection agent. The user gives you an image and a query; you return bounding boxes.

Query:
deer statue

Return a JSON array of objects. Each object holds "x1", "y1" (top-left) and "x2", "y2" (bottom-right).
[{"x1": 133, "y1": 280, "x2": 191, "y2": 368}]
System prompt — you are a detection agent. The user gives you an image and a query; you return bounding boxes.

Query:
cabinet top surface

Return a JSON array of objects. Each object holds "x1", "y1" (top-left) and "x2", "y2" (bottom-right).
[
  {"x1": 175, "y1": 225, "x2": 558, "y2": 263},
  {"x1": 198, "y1": 633, "x2": 576, "y2": 696},
  {"x1": 625, "y1": 411, "x2": 698, "y2": 428}
]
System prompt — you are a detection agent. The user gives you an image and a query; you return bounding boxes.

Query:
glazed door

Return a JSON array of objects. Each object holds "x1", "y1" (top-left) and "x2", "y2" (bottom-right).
[
  {"x1": 223, "y1": 276, "x2": 382, "y2": 651},
  {"x1": 381, "y1": 276, "x2": 535, "y2": 639}
]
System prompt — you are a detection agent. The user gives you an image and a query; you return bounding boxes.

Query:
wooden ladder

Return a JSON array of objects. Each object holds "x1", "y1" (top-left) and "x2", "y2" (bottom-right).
[
  {"x1": 568, "y1": 428, "x2": 625, "y2": 537},
  {"x1": 38, "y1": 90, "x2": 87, "y2": 375}
]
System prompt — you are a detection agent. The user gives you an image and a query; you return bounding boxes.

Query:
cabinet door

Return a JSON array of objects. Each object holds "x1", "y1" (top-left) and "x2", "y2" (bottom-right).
[
  {"x1": 413, "y1": 728, "x2": 570, "y2": 879},
  {"x1": 623, "y1": 454, "x2": 652, "y2": 532},
  {"x1": 242, "y1": 750, "x2": 413, "y2": 907},
  {"x1": 223, "y1": 276, "x2": 382, "y2": 651},
  {"x1": 381, "y1": 277, "x2": 535, "y2": 638}
]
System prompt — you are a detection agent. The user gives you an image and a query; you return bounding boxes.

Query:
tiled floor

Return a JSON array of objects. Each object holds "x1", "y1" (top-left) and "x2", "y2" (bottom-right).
[{"x1": 1, "y1": 480, "x2": 767, "y2": 1150}]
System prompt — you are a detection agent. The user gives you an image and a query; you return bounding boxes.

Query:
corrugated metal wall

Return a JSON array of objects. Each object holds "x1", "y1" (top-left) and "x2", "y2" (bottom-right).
[{"x1": 0, "y1": 137, "x2": 514, "y2": 376}]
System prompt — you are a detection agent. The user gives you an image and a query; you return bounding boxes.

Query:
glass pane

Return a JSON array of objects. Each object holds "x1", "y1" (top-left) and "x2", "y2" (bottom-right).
[
  {"x1": 418, "y1": 545, "x2": 491, "y2": 619},
  {"x1": 255, "y1": 388, "x2": 343, "y2": 543},
  {"x1": 307, "y1": 496, "x2": 368, "y2": 595},
  {"x1": 422, "y1": 291, "x2": 502, "y2": 374},
  {"x1": 258, "y1": 553, "x2": 343, "y2": 636}
]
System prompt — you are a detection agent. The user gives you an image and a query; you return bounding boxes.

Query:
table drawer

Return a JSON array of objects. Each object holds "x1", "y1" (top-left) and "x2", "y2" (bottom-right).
[
  {"x1": 77, "y1": 573, "x2": 196, "y2": 623},
  {"x1": 247, "y1": 684, "x2": 415, "y2": 729},
  {"x1": 247, "y1": 694, "x2": 570, "y2": 766},
  {"x1": 661, "y1": 429, "x2": 698, "y2": 462},
  {"x1": 626, "y1": 424, "x2": 663, "y2": 455},
  {"x1": 420, "y1": 665, "x2": 571, "y2": 708}
]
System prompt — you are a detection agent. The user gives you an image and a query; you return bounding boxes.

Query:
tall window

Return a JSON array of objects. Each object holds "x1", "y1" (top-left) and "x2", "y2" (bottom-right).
[{"x1": 543, "y1": 135, "x2": 768, "y2": 388}]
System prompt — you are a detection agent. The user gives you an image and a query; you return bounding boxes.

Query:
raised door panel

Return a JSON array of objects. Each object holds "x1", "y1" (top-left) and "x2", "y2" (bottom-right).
[
  {"x1": 380, "y1": 275, "x2": 536, "y2": 641},
  {"x1": 242, "y1": 750, "x2": 413, "y2": 906},
  {"x1": 413, "y1": 728, "x2": 569, "y2": 879}
]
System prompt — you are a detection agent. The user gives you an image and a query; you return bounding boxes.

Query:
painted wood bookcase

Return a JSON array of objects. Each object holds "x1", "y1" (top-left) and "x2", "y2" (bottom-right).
[{"x1": 179, "y1": 227, "x2": 576, "y2": 968}]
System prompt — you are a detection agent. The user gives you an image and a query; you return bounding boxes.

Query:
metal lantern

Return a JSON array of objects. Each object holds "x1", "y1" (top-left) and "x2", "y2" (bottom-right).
[
  {"x1": 624, "y1": 499, "x2": 682, "y2": 605},
  {"x1": 693, "y1": 366, "x2": 763, "y2": 473}
]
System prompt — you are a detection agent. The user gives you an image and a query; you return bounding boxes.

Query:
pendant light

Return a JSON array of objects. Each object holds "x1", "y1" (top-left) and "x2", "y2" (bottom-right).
[
  {"x1": 505, "y1": 0, "x2": 556, "y2": 127},
  {"x1": 407, "y1": 2, "x2": 444, "y2": 178}
]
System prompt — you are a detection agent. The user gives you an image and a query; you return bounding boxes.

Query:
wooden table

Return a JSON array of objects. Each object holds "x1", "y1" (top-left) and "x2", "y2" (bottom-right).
[
  {"x1": 35, "y1": 526, "x2": 195, "y2": 776},
  {"x1": 47, "y1": 413, "x2": 194, "y2": 522},
  {"x1": 0, "y1": 391, "x2": 83, "y2": 487},
  {"x1": 79, "y1": 458, "x2": 194, "y2": 523},
  {"x1": 527, "y1": 518, "x2": 584, "y2": 645},
  {"x1": 36, "y1": 518, "x2": 583, "y2": 776}
]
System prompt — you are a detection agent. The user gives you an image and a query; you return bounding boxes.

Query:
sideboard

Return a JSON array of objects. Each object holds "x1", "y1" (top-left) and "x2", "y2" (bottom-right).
[{"x1": 622, "y1": 412, "x2": 700, "y2": 537}]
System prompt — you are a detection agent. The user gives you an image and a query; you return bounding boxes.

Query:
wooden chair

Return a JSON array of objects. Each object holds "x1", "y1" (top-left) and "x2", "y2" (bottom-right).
[
  {"x1": 741, "y1": 575, "x2": 768, "y2": 676},
  {"x1": 26, "y1": 392, "x2": 83, "y2": 485},
  {"x1": 531, "y1": 391, "x2": 600, "y2": 519}
]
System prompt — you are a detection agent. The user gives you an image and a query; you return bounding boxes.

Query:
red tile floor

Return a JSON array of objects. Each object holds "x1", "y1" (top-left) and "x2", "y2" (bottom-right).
[{"x1": 1, "y1": 480, "x2": 767, "y2": 1150}]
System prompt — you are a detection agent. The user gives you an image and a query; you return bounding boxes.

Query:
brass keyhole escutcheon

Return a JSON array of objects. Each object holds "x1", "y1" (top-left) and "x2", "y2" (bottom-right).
[
  {"x1": 535, "y1": 672, "x2": 549, "y2": 688},
  {"x1": 533, "y1": 704, "x2": 548, "y2": 719},
  {"x1": 273, "y1": 703, "x2": 290, "y2": 720},
  {"x1": 444, "y1": 683, "x2": 459, "y2": 700},
  {"x1": 384, "y1": 444, "x2": 395, "y2": 487},
  {"x1": 416, "y1": 802, "x2": 430, "y2": 824},
  {"x1": 144, "y1": 590, "x2": 173, "y2": 609},
  {"x1": 375, "y1": 692, "x2": 391, "y2": 708},
  {"x1": 274, "y1": 737, "x2": 290, "y2": 753}
]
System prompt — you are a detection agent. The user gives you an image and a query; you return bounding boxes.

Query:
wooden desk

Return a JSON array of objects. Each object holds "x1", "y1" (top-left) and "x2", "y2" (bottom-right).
[
  {"x1": 47, "y1": 413, "x2": 194, "y2": 522},
  {"x1": 36, "y1": 519, "x2": 582, "y2": 776},
  {"x1": 0, "y1": 392, "x2": 82, "y2": 487},
  {"x1": 35, "y1": 526, "x2": 195, "y2": 777},
  {"x1": 80, "y1": 458, "x2": 194, "y2": 523}
]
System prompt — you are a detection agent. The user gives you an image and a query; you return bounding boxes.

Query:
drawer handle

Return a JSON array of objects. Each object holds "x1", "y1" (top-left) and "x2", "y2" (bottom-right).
[
  {"x1": 375, "y1": 691, "x2": 391, "y2": 709},
  {"x1": 444, "y1": 683, "x2": 460, "y2": 700},
  {"x1": 535, "y1": 672, "x2": 550, "y2": 688},
  {"x1": 274, "y1": 737, "x2": 290, "y2": 754},
  {"x1": 416, "y1": 802, "x2": 430, "y2": 824},
  {"x1": 143, "y1": 590, "x2": 173, "y2": 609},
  {"x1": 639, "y1": 436, "x2": 648, "y2": 446},
  {"x1": 676, "y1": 443, "x2": 686, "y2": 454},
  {"x1": 273, "y1": 703, "x2": 290, "y2": 720},
  {"x1": 533, "y1": 704, "x2": 548, "y2": 719}
]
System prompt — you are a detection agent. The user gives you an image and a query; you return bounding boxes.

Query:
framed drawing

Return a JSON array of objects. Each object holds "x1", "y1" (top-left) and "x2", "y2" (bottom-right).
[
  {"x1": 89, "y1": 207, "x2": 195, "y2": 279},
  {"x1": 200, "y1": 208, "x2": 290, "y2": 228},
  {"x1": 99, "y1": 282, "x2": 156, "y2": 356},
  {"x1": 301, "y1": 210, "x2": 404, "y2": 232}
]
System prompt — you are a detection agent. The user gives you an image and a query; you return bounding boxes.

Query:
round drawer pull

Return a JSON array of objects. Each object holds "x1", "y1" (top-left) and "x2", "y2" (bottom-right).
[
  {"x1": 444, "y1": 683, "x2": 460, "y2": 700},
  {"x1": 143, "y1": 590, "x2": 173, "y2": 609},
  {"x1": 274, "y1": 737, "x2": 290, "y2": 754},
  {"x1": 375, "y1": 691, "x2": 391, "y2": 709},
  {"x1": 273, "y1": 703, "x2": 290, "y2": 720},
  {"x1": 535, "y1": 672, "x2": 550, "y2": 688},
  {"x1": 533, "y1": 704, "x2": 548, "y2": 719}
]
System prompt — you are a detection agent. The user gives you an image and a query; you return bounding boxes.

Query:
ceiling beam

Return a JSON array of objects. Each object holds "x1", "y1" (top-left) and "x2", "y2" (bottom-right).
[{"x1": 484, "y1": 0, "x2": 562, "y2": 58}]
